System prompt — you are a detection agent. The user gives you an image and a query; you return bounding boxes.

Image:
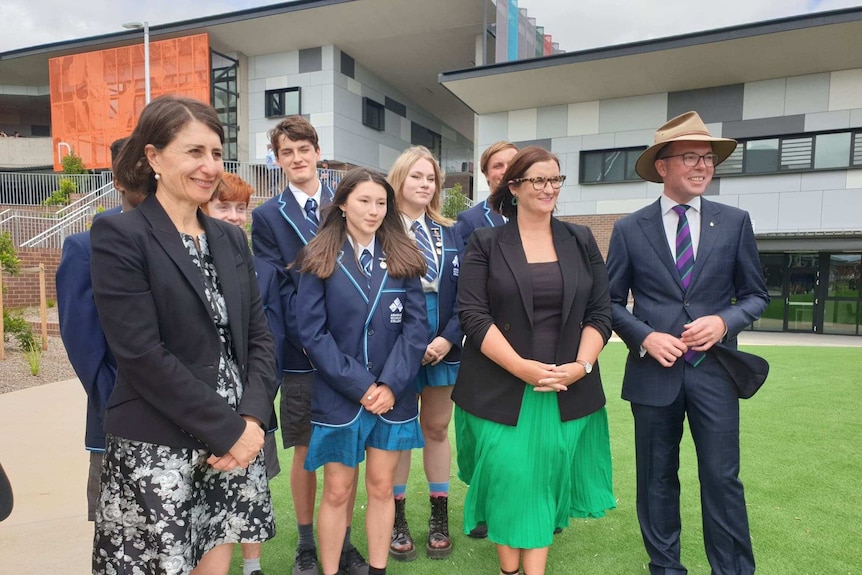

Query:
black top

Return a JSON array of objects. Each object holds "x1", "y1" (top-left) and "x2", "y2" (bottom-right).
[{"x1": 530, "y1": 262, "x2": 563, "y2": 364}]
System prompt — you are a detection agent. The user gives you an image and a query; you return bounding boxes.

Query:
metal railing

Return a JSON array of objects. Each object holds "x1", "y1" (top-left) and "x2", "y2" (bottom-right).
[
  {"x1": 22, "y1": 184, "x2": 120, "y2": 249},
  {"x1": 224, "y1": 162, "x2": 346, "y2": 201},
  {"x1": 0, "y1": 171, "x2": 112, "y2": 205}
]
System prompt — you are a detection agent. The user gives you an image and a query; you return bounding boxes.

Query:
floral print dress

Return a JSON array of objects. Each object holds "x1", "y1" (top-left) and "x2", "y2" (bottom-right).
[{"x1": 93, "y1": 232, "x2": 275, "y2": 575}]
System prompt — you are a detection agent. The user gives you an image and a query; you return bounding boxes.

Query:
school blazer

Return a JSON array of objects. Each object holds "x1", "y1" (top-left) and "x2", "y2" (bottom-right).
[
  {"x1": 422, "y1": 219, "x2": 463, "y2": 364},
  {"x1": 251, "y1": 184, "x2": 334, "y2": 373},
  {"x1": 452, "y1": 218, "x2": 613, "y2": 426},
  {"x1": 90, "y1": 193, "x2": 277, "y2": 456},
  {"x1": 296, "y1": 239, "x2": 427, "y2": 426},
  {"x1": 454, "y1": 198, "x2": 506, "y2": 249},
  {"x1": 56, "y1": 212, "x2": 119, "y2": 452}
]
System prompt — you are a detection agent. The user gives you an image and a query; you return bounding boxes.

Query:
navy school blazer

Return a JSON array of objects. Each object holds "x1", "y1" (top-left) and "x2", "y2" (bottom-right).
[
  {"x1": 422, "y1": 219, "x2": 463, "y2": 364},
  {"x1": 55, "y1": 208, "x2": 121, "y2": 452},
  {"x1": 90, "y1": 193, "x2": 277, "y2": 456},
  {"x1": 296, "y1": 239, "x2": 427, "y2": 426},
  {"x1": 251, "y1": 183, "x2": 334, "y2": 372},
  {"x1": 454, "y1": 198, "x2": 506, "y2": 249}
]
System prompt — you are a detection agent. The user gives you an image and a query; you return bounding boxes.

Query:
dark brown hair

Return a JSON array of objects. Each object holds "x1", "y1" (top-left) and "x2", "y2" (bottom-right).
[
  {"x1": 490, "y1": 146, "x2": 560, "y2": 218},
  {"x1": 269, "y1": 115, "x2": 319, "y2": 154},
  {"x1": 113, "y1": 95, "x2": 224, "y2": 196},
  {"x1": 293, "y1": 168, "x2": 426, "y2": 279}
]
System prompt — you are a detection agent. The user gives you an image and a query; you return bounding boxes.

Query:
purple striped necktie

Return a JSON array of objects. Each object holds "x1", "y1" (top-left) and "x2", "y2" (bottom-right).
[{"x1": 672, "y1": 205, "x2": 705, "y2": 367}]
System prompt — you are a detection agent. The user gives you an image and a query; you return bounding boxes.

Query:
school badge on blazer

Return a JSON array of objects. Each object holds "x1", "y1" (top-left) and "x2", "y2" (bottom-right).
[
  {"x1": 451, "y1": 254, "x2": 460, "y2": 277},
  {"x1": 389, "y1": 297, "x2": 404, "y2": 324}
]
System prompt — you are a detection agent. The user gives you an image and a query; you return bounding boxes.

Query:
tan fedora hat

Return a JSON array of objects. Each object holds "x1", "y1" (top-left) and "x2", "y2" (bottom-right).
[{"x1": 635, "y1": 111, "x2": 737, "y2": 183}]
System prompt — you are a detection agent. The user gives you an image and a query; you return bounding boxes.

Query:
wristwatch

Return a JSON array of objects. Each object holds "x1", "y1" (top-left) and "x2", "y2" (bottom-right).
[{"x1": 576, "y1": 359, "x2": 593, "y2": 374}]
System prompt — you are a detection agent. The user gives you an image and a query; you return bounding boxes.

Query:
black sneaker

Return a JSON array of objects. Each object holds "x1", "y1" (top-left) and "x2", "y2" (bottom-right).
[
  {"x1": 339, "y1": 545, "x2": 369, "y2": 575},
  {"x1": 468, "y1": 523, "x2": 488, "y2": 539},
  {"x1": 292, "y1": 546, "x2": 318, "y2": 575}
]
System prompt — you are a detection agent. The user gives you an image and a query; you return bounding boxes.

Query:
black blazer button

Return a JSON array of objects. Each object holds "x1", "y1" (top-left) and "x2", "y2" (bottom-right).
[
  {"x1": 503, "y1": 323, "x2": 510, "y2": 331},
  {"x1": 368, "y1": 329, "x2": 375, "y2": 336},
  {"x1": 684, "y1": 301, "x2": 690, "y2": 307},
  {"x1": 367, "y1": 362, "x2": 374, "y2": 370}
]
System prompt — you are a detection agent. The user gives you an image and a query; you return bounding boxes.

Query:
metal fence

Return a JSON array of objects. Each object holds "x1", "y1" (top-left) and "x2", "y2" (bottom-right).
[
  {"x1": 224, "y1": 162, "x2": 346, "y2": 202},
  {"x1": 0, "y1": 172, "x2": 112, "y2": 205}
]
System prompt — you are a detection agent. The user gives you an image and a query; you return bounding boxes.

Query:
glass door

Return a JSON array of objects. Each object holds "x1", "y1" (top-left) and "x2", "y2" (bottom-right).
[
  {"x1": 785, "y1": 253, "x2": 818, "y2": 332},
  {"x1": 822, "y1": 254, "x2": 861, "y2": 335}
]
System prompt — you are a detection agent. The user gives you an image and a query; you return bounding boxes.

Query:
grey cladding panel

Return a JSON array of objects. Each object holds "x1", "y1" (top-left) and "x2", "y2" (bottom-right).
[
  {"x1": 299, "y1": 47, "x2": 322, "y2": 73},
  {"x1": 667, "y1": 85, "x2": 744, "y2": 123},
  {"x1": 723, "y1": 115, "x2": 805, "y2": 139}
]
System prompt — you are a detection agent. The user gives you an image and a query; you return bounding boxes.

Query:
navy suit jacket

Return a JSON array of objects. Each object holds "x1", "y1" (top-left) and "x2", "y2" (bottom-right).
[
  {"x1": 296, "y1": 240, "x2": 427, "y2": 426},
  {"x1": 251, "y1": 184, "x2": 334, "y2": 372},
  {"x1": 423, "y1": 220, "x2": 463, "y2": 364},
  {"x1": 454, "y1": 198, "x2": 505, "y2": 249},
  {"x1": 56, "y1": 207, "x2": 121, "y2": 451},
  {"x1": 606, "y1": 197, "x2": 769, "y2": 407},
  {"x1": 254, "y1": 256, "x2": 286, "y2": 433},
  {"x1": 91, "y1": 194, "x2": 277, "y2": 455}
]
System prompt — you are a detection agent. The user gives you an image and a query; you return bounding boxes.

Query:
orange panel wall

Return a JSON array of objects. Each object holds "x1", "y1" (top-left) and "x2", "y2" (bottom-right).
[{"x1": 49, "y1": 34, "x2": 211, "y2": 170}]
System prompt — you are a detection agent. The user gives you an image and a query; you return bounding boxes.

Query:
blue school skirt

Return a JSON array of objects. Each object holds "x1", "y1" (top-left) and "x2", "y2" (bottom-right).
[{"x1": 414, "y1": 293, "x2": 460, "y2": 392}]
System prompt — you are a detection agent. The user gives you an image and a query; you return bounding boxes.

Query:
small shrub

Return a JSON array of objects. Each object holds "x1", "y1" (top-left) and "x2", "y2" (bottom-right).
[
  {"x1": 24, "y1": 343, "x2": 42, "y2": 376},
  {"x1": 441, "y1": 182, "x2": 472, "y2": 220},
  {"x1": 3, "y1": 310, "x2": 36, "y2": 351},
  {"x1": 46, "y1": 299, "x2": 56, "y2": 308},
  {"x1": 0, "y1": 231, "x2": 20, "y2": 276},
  {"x1": 44, "y1": 177, "x2": 78, "y2": 206},
  {"x1": 61, "y1": 150, "x2": 88, "y2": 174}
]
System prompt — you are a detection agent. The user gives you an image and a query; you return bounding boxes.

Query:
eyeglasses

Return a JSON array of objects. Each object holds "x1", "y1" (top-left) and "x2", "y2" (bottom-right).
[
  {"x1": 510, "y1": 175, "x2": 567, "y2": 190},
  {"x1": 658, "y1": 152, "x2": 719, "y2": 167}
]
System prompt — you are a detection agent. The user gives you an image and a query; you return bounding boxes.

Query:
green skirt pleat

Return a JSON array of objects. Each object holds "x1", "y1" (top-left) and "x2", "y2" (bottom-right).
[{"x1": 455, "y1": 387, "x2": 615, "y2": 549}]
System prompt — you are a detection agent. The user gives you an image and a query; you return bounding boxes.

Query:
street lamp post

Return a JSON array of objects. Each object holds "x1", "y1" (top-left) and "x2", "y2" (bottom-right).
[{"x1": 122, "y1": 21, "x2": 150, "y2": 104}]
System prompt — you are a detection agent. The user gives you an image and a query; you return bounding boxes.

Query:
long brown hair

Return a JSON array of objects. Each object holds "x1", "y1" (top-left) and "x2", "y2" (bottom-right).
[
  {"x1": 293, "y1": 168, "x2": 426, "y2": 279},
  {"x1": 490, "y1": 146, "x2": 560, "y2": 218},
  {"x1": 387, "y1": 145, "x2": 452, "y2": 227}
]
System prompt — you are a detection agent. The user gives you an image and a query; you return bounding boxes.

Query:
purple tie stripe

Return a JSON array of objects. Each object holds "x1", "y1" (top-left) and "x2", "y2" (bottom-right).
[{"x1": 672, "y1": 204, "x2": 705, "y2": 367}]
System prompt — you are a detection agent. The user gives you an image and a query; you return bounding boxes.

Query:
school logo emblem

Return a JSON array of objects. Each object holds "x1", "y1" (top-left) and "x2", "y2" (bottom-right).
[
  {"x1": 451, "y1": 255, "x2": 459, "y2": 277},
  {"x1": 389, "y1": 297, "x2": 403, "y2": 324}
]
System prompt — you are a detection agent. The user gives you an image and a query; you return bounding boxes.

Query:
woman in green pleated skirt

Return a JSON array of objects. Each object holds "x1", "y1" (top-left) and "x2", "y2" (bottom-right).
[
  {"x1": 451, "y1": 146, "x2": 616, "y2": 575},
  {"x1": 456, "y1": 392, "x2": 615, "y2": 550}
]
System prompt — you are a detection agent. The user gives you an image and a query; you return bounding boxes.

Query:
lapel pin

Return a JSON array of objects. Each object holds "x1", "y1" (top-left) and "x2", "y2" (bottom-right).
[
  {"x1": 379, "y1": 258, "x2": 387, "y2": 270},
  {"x1": 709, "y1": 222, "x2": 715, "y2": 227}
]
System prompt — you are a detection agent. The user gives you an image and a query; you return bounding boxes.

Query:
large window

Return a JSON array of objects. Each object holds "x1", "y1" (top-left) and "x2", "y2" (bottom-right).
[
  {"x1": 716, "y1": 129, "x2": 862, "y2": 176},
  {"x1": 212, "y1": 50, "x2": 239, "y2": 161},
  {"x1": 411, "y1": 123, "x2": 442, "y2": 160},
  {"x1": 265, "y1": 87, "x2": 301, "y2": 118},
  {"x1": 579, "y1": 147, "x2": 645, "y2": 184}
]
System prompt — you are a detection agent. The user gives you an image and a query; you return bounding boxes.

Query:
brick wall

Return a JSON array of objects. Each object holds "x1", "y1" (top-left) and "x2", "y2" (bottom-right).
[
  {"x1": 2, "y1": 248, "x2": 61, "y2": 309},
  {"x1": 559, "y1": 213, "x2": 626, "y2": 258}
]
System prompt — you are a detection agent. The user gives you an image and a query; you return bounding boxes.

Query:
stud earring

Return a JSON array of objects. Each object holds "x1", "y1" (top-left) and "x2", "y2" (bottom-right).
[
  {"x1": 511, "y1": 195, "x2": 518, "y2": 206},
  {"x1": 154, "y1": 173, "x2": 161, "y2": 181}
]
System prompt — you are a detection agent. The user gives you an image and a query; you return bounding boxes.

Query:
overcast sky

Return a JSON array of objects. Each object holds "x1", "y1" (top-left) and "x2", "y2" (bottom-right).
[{"x1": 1, "y1": 0, "x2": 861, "y2": 54}]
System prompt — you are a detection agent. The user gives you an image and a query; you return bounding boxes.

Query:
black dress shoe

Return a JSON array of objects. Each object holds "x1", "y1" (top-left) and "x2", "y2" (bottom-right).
[{"x1": 468, "y1": 523, "x2": 488, "y2": 539}]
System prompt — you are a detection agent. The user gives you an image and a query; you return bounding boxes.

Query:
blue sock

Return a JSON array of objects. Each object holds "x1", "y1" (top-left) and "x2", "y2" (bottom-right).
[
  {"x1": 393, "y1": 484, "x2": 407, "y2": 498},
  {"x1": 429, "y1": 481, "x2": 449, "y2": 497}
]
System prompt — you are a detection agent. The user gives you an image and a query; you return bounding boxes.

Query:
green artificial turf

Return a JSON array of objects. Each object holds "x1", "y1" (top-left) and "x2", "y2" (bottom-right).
[{"x1": 231, "y1": 342, "x2": 862, "y2": 574}]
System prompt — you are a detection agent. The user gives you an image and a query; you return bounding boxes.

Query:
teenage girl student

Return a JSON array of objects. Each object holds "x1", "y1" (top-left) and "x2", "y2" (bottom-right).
[
  {"x1": 387, "y1": 146, "x2": 462, "y2": 561},
  {"x1": 293, "y1": 168, "x2": 428, "y2": 575}
]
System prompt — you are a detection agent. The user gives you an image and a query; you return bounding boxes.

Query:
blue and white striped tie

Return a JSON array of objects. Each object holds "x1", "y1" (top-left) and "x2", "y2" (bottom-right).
[
  {"x1": 360, "y1": 249, "x2": 373, "y2": 278},
  {"x1": 304, "y1": 198, "x2": 319, "y2": 235},
  {"x1": 412, "y1": 221, "x2": 438, "y2": 282}
]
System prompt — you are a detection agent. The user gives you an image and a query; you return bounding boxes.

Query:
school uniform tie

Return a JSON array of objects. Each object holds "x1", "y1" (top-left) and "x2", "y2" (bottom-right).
[
  {"x1": 411, "y1": 221, "x2": 438, "y2": 282},
  {"x1": 304, "y1": 198, "x2": 319, "y2": 234},
  {"x1": 360, "y1": 249, "x2": 373, "y2": 278},
  {"x1": 672, "y1": 205, "x2": 705, "y2": 367}
]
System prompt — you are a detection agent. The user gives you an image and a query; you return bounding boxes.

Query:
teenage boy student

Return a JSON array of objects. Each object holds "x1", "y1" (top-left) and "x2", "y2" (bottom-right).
[{"x1": 251, "y1": 116, "x2": 369, "y2": 575}]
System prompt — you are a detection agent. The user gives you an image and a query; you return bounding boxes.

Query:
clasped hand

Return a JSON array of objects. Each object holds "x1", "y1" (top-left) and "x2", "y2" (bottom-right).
[
  {"x1": 423, "y1": 337, "x2": 454, "y2": 366},
  {"x1": 519, "y1": 359, "x2": 585, "y2": 392},
  {"x1": 642, "y1": 315, "x2": 726, "y2": 367},
  {"x1": 360, "y1": 383, "x2": 395, "y2": 414},
  {"x1": 207, "y1": 416, "x2": 264, "y2": 471}
]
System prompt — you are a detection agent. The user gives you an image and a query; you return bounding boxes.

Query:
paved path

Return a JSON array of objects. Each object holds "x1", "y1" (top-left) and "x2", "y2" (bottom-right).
[{"x1": 0, "y1": 332, "x2": 859, "y2": 574}]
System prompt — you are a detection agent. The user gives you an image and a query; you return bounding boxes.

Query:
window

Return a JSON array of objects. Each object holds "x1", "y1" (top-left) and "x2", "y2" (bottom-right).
[
  {"x1": 716, "y1": 128, "x2": 862, "y2": 177},
  {"x1": 411, "y1": 123, "x2": 442, "y2": 159},
  {"x1": 362, "y1": 97, "x2": 385, "y2": 131},
  {"x1": 265, "y1": 87, "x2": 301, "y2": 118},
  {"x1": 579, "y1": 147, "x2": 644, "y2": 184}
]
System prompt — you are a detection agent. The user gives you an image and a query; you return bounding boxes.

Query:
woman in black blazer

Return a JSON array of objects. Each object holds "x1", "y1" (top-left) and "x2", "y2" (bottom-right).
[
  {"x1": 452, "y1": 147, "x2": 616, "y2": 575},
  {"x1": 90, "y1": 96, "x2": 277, "y2": 575}
]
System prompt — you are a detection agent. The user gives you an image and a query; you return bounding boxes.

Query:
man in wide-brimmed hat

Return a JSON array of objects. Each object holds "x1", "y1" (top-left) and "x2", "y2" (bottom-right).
[{"x1": 606, "y1": 111, "x2": 769, "y2": 575}]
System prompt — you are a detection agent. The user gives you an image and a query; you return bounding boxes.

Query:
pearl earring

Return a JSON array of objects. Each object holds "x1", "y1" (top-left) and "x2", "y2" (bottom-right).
[{"x1": 154, "y1": 173, "x2": 161, "y2": 180}]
